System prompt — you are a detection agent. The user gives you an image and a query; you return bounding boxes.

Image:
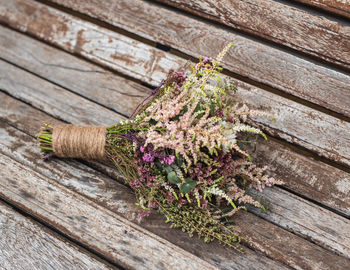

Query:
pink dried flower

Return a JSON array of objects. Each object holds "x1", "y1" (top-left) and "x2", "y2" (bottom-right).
[
  {"x1": 137, "y1": 211, "x2": 150, "y2": 218},
  {"x1": 149, "y1": 201, "x2": 158, "y2": 208},
  {"x1": 161, "y1": 155, "x2": 175, "y2": 165},
  {"x1": 202, "y1": 200, "x2": 208, "y2": 208}
]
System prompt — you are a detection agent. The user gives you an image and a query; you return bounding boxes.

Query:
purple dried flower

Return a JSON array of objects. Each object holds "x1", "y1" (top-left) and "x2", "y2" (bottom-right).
[
  {"x1": 142, "y1": 153, "x2": 154, "y2": 162},
  {"x1": 140, "y1": 146, "x2": 145, "y2": 153},
  {"x1": 172, "y1": 70, "x2": 186, "y2": 87},
  {"x1": 203, "y1": 57, "x2": 213, "y2": 64}
]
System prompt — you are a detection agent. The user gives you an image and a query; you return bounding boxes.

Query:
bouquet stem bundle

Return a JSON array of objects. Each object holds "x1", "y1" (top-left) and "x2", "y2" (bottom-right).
[{"x1": 37, "y1": 44, "x2": 282, "y2": 251}]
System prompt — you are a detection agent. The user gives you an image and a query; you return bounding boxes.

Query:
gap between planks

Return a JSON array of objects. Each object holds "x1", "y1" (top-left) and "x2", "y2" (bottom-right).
[
  {"x1": 0, "y1": 25, "x2": 350, "y2": 217},
  {"x1": 36, "y1": 0, "x2": 350, "y2": 121},
  {"x1": 0, "y1": 3, "x2": 349, "y2": 169},
  {"x1": 290, "y1": 0, "x2": 350, "y2": 19},
  {"x1": 2, "y1": 62, "x2": 350, "y2": 264},
  {"x1": 0, "y1": 117, "x2": 292, "y2": 270},
  {"x1": 150, "y1": 0, "x2": 350, "y2": 70},
  {"x1": 0, "y1": 199, "x2": 119, "y2": 270},
  {"x1": 2, "y1": 98, "x2": 349, "y2": 270}
]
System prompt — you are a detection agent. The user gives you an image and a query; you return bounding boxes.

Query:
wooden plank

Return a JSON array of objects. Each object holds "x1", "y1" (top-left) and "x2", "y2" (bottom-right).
[
  {"x1": 0, "y1": 202, "x2": 116, "y2": 270},
  {"x1": 0, "y1": 27, "x2": 349, "y2": 218},
  {"x1": 0, "y1": 79, "x2": 347, "y2": 269},
  {"x1": 231, "y1": 79, "x2": 350, "y2": 168},
  {"x1": 252, "y1": 137, "x2": 350, "y2": 218},
  {"x1": 151, "y1": 0, "x2": 350, "y2": 69},
  {"x1": 292, "y1": 0, "x2": 350, "y2": 19},
  {"x1": 233, "y1": 210, "x2": 350, "y2": 270},
  {"x1": 0, "y1": 1, "x2": 349, "y2": 167},
  {"x1": 0, "y1": 0, "x2": 183, "y2": 86},
  {"x1": 0, "y1": 153, "x2": 221, "y2": 270},
  {"x1": 45, "y1": 0, "x2": 350, "y2": 118},
  {"x1": 249, "y1": 187, "x2": 350, "y2": 258},
  {"x1": 3, "y1": 97, "x2": 350, "y2": 270},
  {"x1": 0, "y1": 60, "x2": 119, "y2": 127},
  {"x1": 0, "y1": 27, "x2": 148, "y2": 118}
]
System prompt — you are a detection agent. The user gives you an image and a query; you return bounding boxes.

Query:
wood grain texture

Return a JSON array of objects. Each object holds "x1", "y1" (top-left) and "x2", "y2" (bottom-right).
[
  {"x1": 249, "y1": 187, "x2": 350, "y2": 258},
  {"x1": 0, "y1": 26, "x2": 148, "y2": 118},
  {"x1": 46, "y1": 0, "x2": 350, "y2": 118},
  {"x1": 0, "y1": 94, "x2": 290, "y2": 268},
  {"x1": 0, "y1": 26, "x2": 349, "y2": 218},
  {"x1": 0, "y1": 60, "x2": 118, "y2": 127},
  {"x1": 0, "y1": 0, "x2": 349, "y2": 168},
  {"x1": 233, "y1": 210, "x2": 350, "y2": 270},
  {"x1": 3, "y1": 98, "x2": 350, "y2": 270},
  {"x1": 0, "y1": 80, "x2": 348, "y2": 269},
  {"x1": 0, "y1": 130, "x2": 291, "y2": 270},
  {"x1": 292, "y1": 0, "x2": 350, "y2": 19},
  {"x1": 251, "y1": 137, "x2": 350, "y2": 218},
  {"x1": 0, "y1": 202, "x2": 116, "y2": 270},
  {"x1": 152, "y1": 0, "x2": 350, "y2": 69},
  {"x1": 0, "y1": 152, "x2": 220, "y2": 270},
  {"x1": 0, "y1": 0, "x2": 184, "y2": 86}
]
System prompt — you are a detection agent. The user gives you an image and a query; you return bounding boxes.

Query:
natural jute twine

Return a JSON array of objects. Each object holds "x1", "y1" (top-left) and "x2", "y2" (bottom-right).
[{"x1": 52, "y1": 125, "x2": 106, "y2": 160}]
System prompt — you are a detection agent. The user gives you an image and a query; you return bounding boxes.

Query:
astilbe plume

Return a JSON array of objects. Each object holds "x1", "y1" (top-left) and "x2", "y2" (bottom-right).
[
  {"x1": 105, "y1": 44, "x2": 283, "y2": 251},
  {"x1": 38, "y1": 43, "x2": 283, "y2": 251}
]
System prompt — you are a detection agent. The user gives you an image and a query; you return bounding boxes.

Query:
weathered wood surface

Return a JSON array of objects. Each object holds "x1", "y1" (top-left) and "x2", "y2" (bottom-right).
[
  {"x1": 0, "y1": 0, "x2": 183, "y2": 86},
  {"x1": 0, "y1": 151, "x2": 221, "y2": 270},
  {"x1": 0, "y1": 202, "x2": 116, "y2": 270},
  {"x1": 0, "y1": 58, "x2": 350, "y2": 266},
  {"x1": 0, "y1": 60, "x2": 118, "y2": 127},
  {"x1": 3, "y1": 96, "x2": 350, "y2": 270},
  {"x1": 0, "y1": 25, "x2": 147, "y2": 118},
  {"x1": 249, "y1": 188, "x2": 350, "y2": 258},
  {"x1": 252, "y1": 137, "x2": 350, "y2": 218},
  {"x1": 292, "y1": 0, "x2": 350, "y2": 19},
  {"x1": 1, "y1": 25, "x2": 349, "y2": 218},
  {"x1": 20, "y1": 0, "x2": 350, "y2": 118},
  {"x1": 152, "y1": 0, "x2": 350, "y2": 69},
  {"x1": 1, "y1": 2, "x2": 349, "y2": 168},
  {"x1": 0, "y1": 115, "x2": 290, "y2": 269},
  {"x1": 1, "y1": 0, "x2": 349, "y2": 268}
]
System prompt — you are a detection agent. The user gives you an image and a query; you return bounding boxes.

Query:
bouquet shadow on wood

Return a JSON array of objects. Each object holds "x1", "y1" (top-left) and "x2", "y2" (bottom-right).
[{"x1": 37, "y1": 44, "x2": 282, "y2": 251}]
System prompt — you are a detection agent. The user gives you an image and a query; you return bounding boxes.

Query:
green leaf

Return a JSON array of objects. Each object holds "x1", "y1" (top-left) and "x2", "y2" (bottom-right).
[
  {"x1": 164, "y1": 166, "x2": 173, "y2": 174},
  {"x1": 167, "y1": 171, "x2": 181, "y2": 184},
  {"x1": 155, "y1": 161, "x2": 162, "y2": 169},
  {"x1": 180, "y1": 181, "x2": 196, "y2": 193},
  {"x1": 210, "y1": 101, "x2": 215, "y2": 116},
  {"x1": 185, "y1": 177, "x2": 195, "y2": 184}
]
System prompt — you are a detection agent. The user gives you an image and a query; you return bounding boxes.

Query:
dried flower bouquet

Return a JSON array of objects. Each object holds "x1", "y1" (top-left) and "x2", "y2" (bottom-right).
[{"x1": 37, "y1": 44, "x2": 282, "y2": 251}]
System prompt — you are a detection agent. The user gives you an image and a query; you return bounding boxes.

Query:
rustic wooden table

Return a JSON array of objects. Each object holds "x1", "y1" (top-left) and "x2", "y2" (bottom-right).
[{"x1": 0, "y1": 0, "x2": 349, "y2": 269}]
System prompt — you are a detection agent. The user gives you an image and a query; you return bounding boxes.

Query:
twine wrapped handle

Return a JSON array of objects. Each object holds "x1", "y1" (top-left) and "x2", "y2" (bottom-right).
[{"x1": 52, "y1": 125, "x2": 106, "y2": 160}]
